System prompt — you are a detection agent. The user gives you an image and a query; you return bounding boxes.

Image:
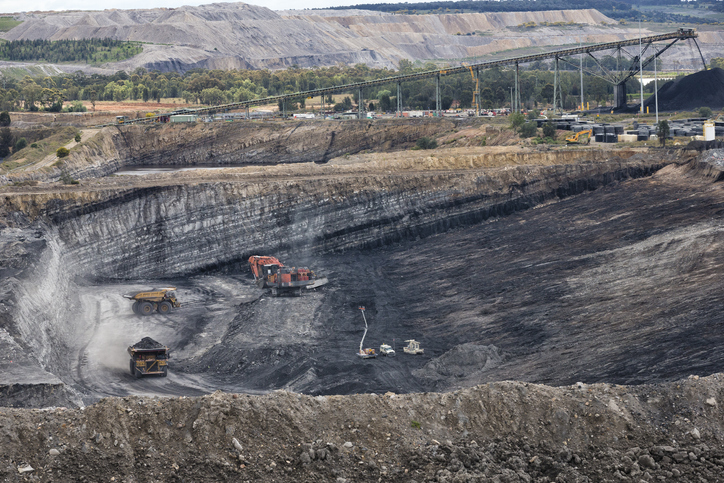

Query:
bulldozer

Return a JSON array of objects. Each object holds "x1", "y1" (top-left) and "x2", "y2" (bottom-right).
[
  {"x1": 124, "y1": 288, "x2": 180, "y2": 316},
  {"x1": 248, "y1": 256, "x2": 327, "y2": 296}
]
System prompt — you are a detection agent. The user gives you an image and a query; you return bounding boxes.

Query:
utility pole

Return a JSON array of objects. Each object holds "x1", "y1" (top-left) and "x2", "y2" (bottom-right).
[
  {"x1": 580, "y1": 37, "x2": 584, "y2": 112},
  {"x1": 435, "y1": 73, "x2": 441, "y2": 116},
  {"x1": 553, "y1": 56, "x2": 559, "y2": 114},
  {"x1": 654, "y1": 45, "x2": 659, "y2": 125},
  {"x1": 397, "y1": 81, "x2": 402, "y2": 117},
  {"x1": 514, "y1": 63, "x2": 519, "y2": 113},
  {"x1": 476, "y1": 67, "x2": 481, "y2": 117},
  {"x1": 639, "y1": 20, "x2": 644, "y2": 114}
]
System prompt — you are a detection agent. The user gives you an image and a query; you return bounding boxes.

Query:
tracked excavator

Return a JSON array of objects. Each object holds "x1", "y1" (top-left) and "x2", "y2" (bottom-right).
[
  {"x1": 248, "y1": 256, "x2": 327, "y2": 296},
  {"x1": 565, "y1": 129, "x2": 593, "y2": 144}
]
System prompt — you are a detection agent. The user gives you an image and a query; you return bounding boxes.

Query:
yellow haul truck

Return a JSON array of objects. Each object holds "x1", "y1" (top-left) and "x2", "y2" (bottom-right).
[
  {"x1": 124, "y1": 287, "x2": 180, "y2": 315},
  {"x1": 128, "y1": 337, "x2": 169, "y2": 378}
]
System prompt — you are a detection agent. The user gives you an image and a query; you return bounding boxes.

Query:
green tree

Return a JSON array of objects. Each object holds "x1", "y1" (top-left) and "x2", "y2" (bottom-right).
[
  {"x1": 510, "y1": 112, "x2": 525, "y2": 131},
  {"x1": 0, "y1": 127, "x2": 12, "y2": 157},
  {"x1": 74, "y1": 133, "x2": 81, "y2": 142},
  {"x1": 415, "y1": 136, "x2": 437, "y2": 149},
  {"x1": 14, "y1": 137, "x2": 27, "y2": 151},
  {"x1": 89, "y1": 89, "x2": 97, "y2": 111},
  {"x1": 542, "y1": 121, "x2": 556, "y2": 139},
  {"x1": 200, "y1": 87, "x2": 225, "y2": 106},
  {"x1": 56, "y1": 147, "x2": 70, "y2": 158},
  {"x1": 699, "y1": 107, "x2": 713, "y2": 118},
  {"x1": 657, "y1": 120, "x2": 670, "y2": 147},
  {"x1": 526, "y1": 109, "x2": 539, "y2": 121},
  {"x1": 0, "y1": 111, "x2": 10, "y2": 126},
  {"x1": 519, "y1": 122, "x2": 537, "y2": 138}
]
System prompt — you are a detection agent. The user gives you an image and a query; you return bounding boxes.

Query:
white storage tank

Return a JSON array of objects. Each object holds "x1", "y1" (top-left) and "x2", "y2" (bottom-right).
[{"x1": 704, "y1": 121, "x2": 715, "y2": 141}]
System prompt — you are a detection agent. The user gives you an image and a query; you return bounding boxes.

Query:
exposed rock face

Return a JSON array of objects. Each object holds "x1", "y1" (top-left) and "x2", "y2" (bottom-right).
[
  {"x1": 2, "y1": 119, "x2": 460, "y2": 184},
  {"x1": 3, "y1": 151, "x2": 667, "y2": 281},
  {"x1": 2, "y1": 377, "x2": 724, "y2": 481},
  {"x1": 0, "y1": 4, "x2": 636, "y2": 72}
]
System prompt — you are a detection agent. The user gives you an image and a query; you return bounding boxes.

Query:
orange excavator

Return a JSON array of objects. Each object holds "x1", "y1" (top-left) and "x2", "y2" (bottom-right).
[{"x1": 248, "y1": 256, "x2": 327, "y2": 296}]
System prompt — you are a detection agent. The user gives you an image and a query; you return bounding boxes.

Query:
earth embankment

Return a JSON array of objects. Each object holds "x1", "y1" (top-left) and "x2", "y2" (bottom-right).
[
  {"x1": 2, "y1": 119, "x2": 460, "y2": 184},
  {"x1": 2, "y1": 375, "x2": 724, "y2": 482}
]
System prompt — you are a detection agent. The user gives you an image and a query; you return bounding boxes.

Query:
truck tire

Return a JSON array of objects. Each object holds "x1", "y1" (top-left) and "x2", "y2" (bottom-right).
[
  {"x1": 161, "y1": 367, "x2": 168, "y2": 377},
  {"x1": 158, "y1": 301, "x2": 172, "y2": 314},
  {"x1": 139, "y1": 301, "x2": 154, "y2": 316},
  {"x1": 132, "y1": 301, "x2": 139, "y2": 315},
  {"x1": 129, "y1": 359, "x2": 135, "y2": 376},
  {"x1": 134, "y1": 366, "x2": 142, "y2": 378}
]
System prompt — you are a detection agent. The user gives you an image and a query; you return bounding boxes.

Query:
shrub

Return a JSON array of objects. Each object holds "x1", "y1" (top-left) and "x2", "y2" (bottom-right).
[
  {"x1": 60, "y1": 171, "x2": 79, "y2": 184},
  {"x1": 416, "y1": 137, "x2": 438, "y2": 150},
  {"x1": 74, "y1": 133, "x2": 81, "y2": 143},
  {"x1": 56, "y1": 147, "x2": 70, "y2": 158},
  {"x1": 480, "y1": 136, "x2": 487, "y2": 147},
  {"x1": 14, "y1": 137, "x2": 27, "y2": 151},
  {"x1": 30, "y1": 143, "x2": 38, "y2": 148},
  {"x1": 66, "y1": 101, "x2": 87, "y2": 113},
  {"x1": 0, "y1": 111, "x2": 10, "y2": 127},
  {"x1": 526, "y1": 109, "x2": 540, "y2": 121},
  {"x1": 699, "y1": 107, "x2": 713, "y2": 118},
  {"x1": 657, "y1": 120, "x2": 670, "y2": 147},
  {"x1": 519, "y1": 122, "x2": 538, "y2": 138},
  {"x1": 411, "y1": 420, "x2": 421, "y2": 429},
  {"x1": 510, "y1": 112, "x2": 525, "y2": 131},
  {"x1": 542, "y1": 121, "x2": 557, "y2": 139}
]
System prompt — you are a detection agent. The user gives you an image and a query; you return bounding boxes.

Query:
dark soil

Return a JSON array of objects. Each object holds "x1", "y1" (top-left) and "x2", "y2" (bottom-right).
[
  {"x1": 131, "y1": 337, "x2": 164, "y2": 350},
  {"x1": 644, "y1": 67, "x2": 724, "y2": 111}
]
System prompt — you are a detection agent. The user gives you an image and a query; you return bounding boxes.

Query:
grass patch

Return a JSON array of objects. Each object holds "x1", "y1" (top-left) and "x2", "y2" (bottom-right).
[
  {"x1": 0, "y1": 17, "x2": 22, "y2": 33},
  {"x1": 0, "y1": 127, "x2": 79, "y2": 175}
]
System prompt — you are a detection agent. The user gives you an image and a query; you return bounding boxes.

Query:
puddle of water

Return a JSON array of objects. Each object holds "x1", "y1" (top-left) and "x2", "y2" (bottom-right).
[{"x1": 114, "y1": 165, "x2": 248, "y2": 176}]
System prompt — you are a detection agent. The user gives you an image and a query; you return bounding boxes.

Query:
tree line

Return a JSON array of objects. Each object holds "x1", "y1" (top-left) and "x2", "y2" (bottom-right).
[
  {"x1": 0, "y1": 59, "x2": 676, "y2": 115},
  {"x1": 324, "y1": 0, "x2": 723, "y2": 24},
  {"x1": 0, "y1": 38, "x2": 143, "y2": 64}
]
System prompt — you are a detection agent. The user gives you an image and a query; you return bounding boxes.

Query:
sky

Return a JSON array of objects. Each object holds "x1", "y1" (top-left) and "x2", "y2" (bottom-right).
[{"x1": 1, "y1": 0, "x2": 391, "y2": 14}]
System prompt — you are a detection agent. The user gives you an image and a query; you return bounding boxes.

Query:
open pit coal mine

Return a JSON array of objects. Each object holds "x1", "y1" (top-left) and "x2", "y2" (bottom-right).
[{"x1": 1, "y1": 119, "x2": 724, "y2": 482}]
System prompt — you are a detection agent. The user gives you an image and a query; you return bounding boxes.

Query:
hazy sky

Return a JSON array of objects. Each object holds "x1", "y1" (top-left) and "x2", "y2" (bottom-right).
[{"x1": 2, "y1": 0, "x2": 389, "y2": 14}]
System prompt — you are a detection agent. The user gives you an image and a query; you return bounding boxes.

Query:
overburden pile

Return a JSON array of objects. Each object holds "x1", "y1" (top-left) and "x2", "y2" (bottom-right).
[{"x1": 643, "y1": 67, "x2": 724, "y2": 111}]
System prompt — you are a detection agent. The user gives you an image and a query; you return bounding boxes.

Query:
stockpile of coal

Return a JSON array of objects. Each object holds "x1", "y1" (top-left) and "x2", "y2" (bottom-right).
[
  {"x1": 131, "y1": 337, "x2": 164, "y2": 349},
  {"x1": 643, "y1": 68, "x2": 724, "y2": 112}
]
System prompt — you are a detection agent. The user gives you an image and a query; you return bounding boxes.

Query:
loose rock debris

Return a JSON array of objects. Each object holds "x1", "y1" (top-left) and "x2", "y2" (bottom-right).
[{"x1": 1, "y1": 377, "x2": 724, "y2": 481}]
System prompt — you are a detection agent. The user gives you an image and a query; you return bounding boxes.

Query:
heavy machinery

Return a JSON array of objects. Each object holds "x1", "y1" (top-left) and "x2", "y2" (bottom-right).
[
  {"x1": 124, "y1": 288, "x2": 180, "y2": 316},
  {"x1": 128, "y1": 337, "x2": 169, "y2": 378},
  {"x1": 248, "y1": 256, "x2": 327, "y2": 296},
  {"x1": 357, "y1": 306, "x2": 377, "y2": 359},
  {"x1": 565, "y1": 129, "x2": 593, "y2": 144},
  {"x1": 379, "y1": 343, "x2": 396, "y2": 356},
  {"x1": 403, "y1": 339, "x2": 424, "y2": 355}
]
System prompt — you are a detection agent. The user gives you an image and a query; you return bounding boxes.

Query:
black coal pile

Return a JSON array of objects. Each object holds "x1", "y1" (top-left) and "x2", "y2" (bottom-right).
[
  {"x1": 131, "y1": 337, "x2": 164, "y2": 349},
  {"x1": 643, "y1": 68, "x2": 724, "y2": 112}
]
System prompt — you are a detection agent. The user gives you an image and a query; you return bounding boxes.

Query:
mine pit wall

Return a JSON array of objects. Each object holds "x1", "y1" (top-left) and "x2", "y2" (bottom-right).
[
  {"x1": 0, "y1": 149, "x2": 689, "y2": 405},
  {"x1": 2, "y1": 119, "x2": 459, "y2": 185},
  {"x1": 7, "y1": 152, "x2": 672, "y2": 282}
]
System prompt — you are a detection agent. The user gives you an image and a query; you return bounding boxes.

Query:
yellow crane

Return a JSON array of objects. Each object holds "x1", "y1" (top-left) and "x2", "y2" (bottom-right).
[{"x1": 463, "y1": 64, "x2": 479, "y2": 113}]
